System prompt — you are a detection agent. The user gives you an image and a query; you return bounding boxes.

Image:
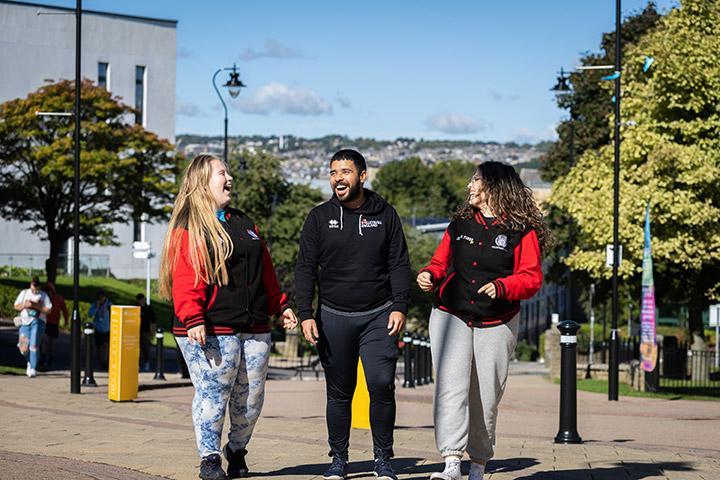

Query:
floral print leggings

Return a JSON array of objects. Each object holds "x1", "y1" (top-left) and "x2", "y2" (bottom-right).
[{"x1": 177, "y1": 332, "x2": 271, "y2": 458}]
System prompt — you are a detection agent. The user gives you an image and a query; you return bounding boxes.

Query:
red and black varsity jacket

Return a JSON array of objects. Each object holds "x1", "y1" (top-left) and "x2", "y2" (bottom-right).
[
  {"x1": 171, "y1": 208, "x2": 289, "y2": 337},
  {"x1": 420, "y1": 212, "x2": 542, "y2": 328}
]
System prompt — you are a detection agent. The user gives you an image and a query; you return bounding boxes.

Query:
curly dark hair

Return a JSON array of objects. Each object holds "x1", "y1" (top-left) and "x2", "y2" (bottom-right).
[{"x1": 453, "y1": 161, "x2": 552, "y2": 252}]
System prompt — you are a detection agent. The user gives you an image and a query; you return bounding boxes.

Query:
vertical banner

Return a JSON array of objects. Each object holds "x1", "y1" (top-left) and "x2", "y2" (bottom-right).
[
  {"x1": 108, "y1": 305, "x2": 141, "y2": 401},
  {"x1": 640, "y1": 204, "x2": 658, "y2": 372}
]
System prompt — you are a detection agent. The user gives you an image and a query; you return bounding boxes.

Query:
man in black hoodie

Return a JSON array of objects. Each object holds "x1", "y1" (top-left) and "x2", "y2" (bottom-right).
[{"x1": 295, "y1": 149, "x2": 411, "y2": 480}]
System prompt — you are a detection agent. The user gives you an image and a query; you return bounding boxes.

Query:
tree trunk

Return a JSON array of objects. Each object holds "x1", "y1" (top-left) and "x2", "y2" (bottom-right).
[
  {"x1": 688, "y1": 301, "x2": 705, "y2": 340},
  {"x1": 45, "y1": 235, "x2": 64, "y2": 284}
]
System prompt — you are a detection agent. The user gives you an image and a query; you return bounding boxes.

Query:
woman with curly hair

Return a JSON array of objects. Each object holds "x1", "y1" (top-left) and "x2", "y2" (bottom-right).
[
  {"x1": 158, "y1": 154, "x2": 298, "y2": 480},
  {"x1": 417, "y1": 161, "x2": 549, "y2": 480}
]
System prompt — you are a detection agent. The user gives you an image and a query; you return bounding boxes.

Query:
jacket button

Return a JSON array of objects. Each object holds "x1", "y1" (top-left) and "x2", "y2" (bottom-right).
[
  {"x1": 470, "y1": 300, "x2": 475, "y2": 305},
  {"x1": 472, "y1": 261, "x2": 478, "y2": 266},
  {"x1": 467, "y1": 321, "x2": 473, "y2": 327},
  {"x1": 471, "y1": 279, "x2": 476, "y2": 284}
]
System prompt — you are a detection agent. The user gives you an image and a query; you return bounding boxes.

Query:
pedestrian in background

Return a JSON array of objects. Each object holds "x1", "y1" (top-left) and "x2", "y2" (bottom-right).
[
  {"x1": 159, "y1": 154, "x2": 298, "y2": 480},
  {"x1": 136, "y1": 293, "x2": 156, "y2": 371},
  {"x1": 417, "y1": 161, "x2": 548, "y2": 480},
  {"x1": 13, "y1": 276, "x2": 52, "y2": 377},
  {"x1": 89, "y1": 289, "x2": 112, "y2": 368},
  {"x1": 41, "y1": 281, "x2": 68, "y2": 369}
]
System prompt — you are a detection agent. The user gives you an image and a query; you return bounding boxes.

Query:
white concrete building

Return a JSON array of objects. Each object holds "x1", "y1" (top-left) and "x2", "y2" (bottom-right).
[{"x1": 0, "y1": 0, "x2": 176, "y2": 279}]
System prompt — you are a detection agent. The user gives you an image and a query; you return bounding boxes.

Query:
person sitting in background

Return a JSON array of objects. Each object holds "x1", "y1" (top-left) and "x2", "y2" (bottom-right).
[
  {"x1": 89, "y1": 289, "x2": 112, "y2": 369},
  {"x1": 136, "y1": 293, "x2": 156, "y2": 372},
  {"x1": 14, "y1": 276, "x2": 52, "y2": 377}
]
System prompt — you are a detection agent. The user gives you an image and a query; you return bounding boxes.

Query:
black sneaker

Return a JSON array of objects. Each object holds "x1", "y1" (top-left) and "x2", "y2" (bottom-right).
[
  {"x1": 199, "y1": 454, "x2": 227, "y2": 480},
  {"x1": 322, "y1": 454, "x2": 348, "y2": 480},
  {"x1": 373, "y1": 456, "x2": 398, "y2": 480},
  {"x1": 223, "y1": 444, "x2": 249, "y2": 478}
]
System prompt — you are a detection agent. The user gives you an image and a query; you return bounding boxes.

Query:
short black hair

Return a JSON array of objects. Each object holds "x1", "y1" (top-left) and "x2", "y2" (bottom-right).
[
  {"x1": 96, "y1": 289, "x2": 106, "y2": 298},
  {"x1": 330, "y1": 149, "x2": 367, "y2": 174},
  {"x1": 30, "y1": 276, "x2": 40, "y2": 286},
  {"x1": 136, "y1": 293, "x2": 145, "y2": 301}
]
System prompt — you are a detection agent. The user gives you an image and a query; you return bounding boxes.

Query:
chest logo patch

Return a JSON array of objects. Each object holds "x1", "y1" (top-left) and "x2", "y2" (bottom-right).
[
  {"x1": 246, "y1": 229, "x2": 260, "y2": 240},
  {"x1": 456, "y1": 235, "x2": 475, "y2": 245},
  {"x1": 329, "y1": 219, "x2": 340, "y2": 229},
  {"x1": 360, "y1": 218, "x2": 383, "y2": 228},
  {"x1": 492, "y1": 234, "x2": 508, "y2": 250}
]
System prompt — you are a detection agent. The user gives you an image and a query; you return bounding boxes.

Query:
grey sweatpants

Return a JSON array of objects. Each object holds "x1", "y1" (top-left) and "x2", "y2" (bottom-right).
[{"x1": 429, "y1": 308, "x2": 519, "y2": 463}]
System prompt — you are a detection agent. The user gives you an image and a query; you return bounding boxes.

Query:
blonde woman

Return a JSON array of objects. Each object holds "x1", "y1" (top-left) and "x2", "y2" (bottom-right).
[{"x1": 159, "y1": 154, "x2": 298, "y2": 480}]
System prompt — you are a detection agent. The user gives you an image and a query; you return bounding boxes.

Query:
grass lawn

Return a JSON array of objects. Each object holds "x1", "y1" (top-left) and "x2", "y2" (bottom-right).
[
  {"x1": 0, "y1": 365, "x2": 26, "y2": 375},
  {"x1": 563, "y1": 378, "x2": 720, "y2": 402}
]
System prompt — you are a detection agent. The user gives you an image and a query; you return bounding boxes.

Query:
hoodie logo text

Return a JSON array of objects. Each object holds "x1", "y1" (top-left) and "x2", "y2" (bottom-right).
[{"x1": 328, "y1": 219, "x2": 340, "y2": 229}]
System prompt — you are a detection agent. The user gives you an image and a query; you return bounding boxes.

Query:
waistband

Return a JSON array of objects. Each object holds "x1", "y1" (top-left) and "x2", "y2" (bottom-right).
[{"x1": 320, "y1": 300, "x2": 393, "y2": 317}]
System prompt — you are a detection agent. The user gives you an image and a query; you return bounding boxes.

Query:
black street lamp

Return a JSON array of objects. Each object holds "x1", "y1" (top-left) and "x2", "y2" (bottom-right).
[
  {"x1": 550, "y1": 67, "x2": 575, "y2": 167},
  {"x1": 212, "y1": 63, "x2": 246, "y2": 167}
]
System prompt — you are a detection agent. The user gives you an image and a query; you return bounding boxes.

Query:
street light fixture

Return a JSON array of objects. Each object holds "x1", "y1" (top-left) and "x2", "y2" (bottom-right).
[{"x1": 212, "y1": 63, "x2": 246, "y2": 167}]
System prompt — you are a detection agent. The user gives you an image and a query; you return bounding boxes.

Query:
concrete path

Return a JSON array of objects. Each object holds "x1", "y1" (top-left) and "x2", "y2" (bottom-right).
[{"x1": 0, "y1": 367, "x2": 718, "y2": 479}]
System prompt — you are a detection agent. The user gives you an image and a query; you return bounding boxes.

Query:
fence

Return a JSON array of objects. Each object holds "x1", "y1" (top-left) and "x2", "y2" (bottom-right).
[
  {"x1": 577, "y1": 337, "x2": 640, "y2": 365},
  {"x1": 0, "y1": 253, "x2": 110, "y2": 277},
  {"x1": 659, "y1": 342, "x2": 720, "y2": 396}
]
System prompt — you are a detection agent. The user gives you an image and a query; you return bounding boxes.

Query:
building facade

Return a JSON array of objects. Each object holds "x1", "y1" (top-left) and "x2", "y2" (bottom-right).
[{"x1": 0, "y1": 0, "x2": 176, "y2": 279}]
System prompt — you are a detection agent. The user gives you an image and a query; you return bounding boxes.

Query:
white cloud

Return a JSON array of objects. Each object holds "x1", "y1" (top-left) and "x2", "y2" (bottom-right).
[
  {"x1": 234, "y1": 82, "x2": 333, "y2": 116},
  {"x1": 512, "y1": 126, "x2": 557, "y2": 144},
  {"x1": 425, "y1": 112, "x2": 488, "y2": 134},
  {"x1": 238, "y1": 39, "x2": 302, "y2": 61},
  {"x1": 177, "y1": 99, "x2": 200, "y2": 117}
]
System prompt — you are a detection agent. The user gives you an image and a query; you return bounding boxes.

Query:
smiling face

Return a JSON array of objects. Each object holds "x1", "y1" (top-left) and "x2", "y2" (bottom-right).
[
  {"x1": 208, "y1": 159, "x2": 233, "y2": 210},
  {"x1": 467, "y1": 173, "x2": 488, "y2": 210},
  {"x1": 330, "y1": 159, "x2": 366, "y2": 204}
]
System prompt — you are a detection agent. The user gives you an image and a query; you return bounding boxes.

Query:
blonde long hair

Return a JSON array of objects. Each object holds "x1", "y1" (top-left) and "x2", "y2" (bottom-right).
[{"x1": 158, "y1": 154, "x2": 233, "y2": 300}]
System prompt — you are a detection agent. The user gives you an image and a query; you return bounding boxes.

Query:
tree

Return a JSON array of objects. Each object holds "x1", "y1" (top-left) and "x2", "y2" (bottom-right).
[
  {"x1": 550, "y1": 0, "x2": 720, "y2": 336},
  {"x1": 0, "y1": 80, "x2": 178, "y2": 282},
  {"x1": 230, "y1": 151, "x2": 324, "y2": 296},
  {"x1": 372, "y1": 157, "x2": 474, "y2": 219}
]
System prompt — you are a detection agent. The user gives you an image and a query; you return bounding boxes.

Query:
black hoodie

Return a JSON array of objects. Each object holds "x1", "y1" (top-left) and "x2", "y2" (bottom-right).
[{"x1": 295, "y1": 189, "x2": 411, "y2": 321}]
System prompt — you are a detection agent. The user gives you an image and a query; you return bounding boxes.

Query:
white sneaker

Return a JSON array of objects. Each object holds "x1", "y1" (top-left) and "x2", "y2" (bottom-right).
[
  {"x1": 430, "y1": 458, "x2": 462, "y2": 480},
  {"x1": 27, "y1": 367, "x2": 37, "y2": 378},
  {"x1": 468, "y1": 462, "x2": 485, "y2": 480}
]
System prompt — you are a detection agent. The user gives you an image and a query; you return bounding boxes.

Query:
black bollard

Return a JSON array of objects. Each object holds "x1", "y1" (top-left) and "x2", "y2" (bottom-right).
[
  {"x1": 402, "y1": 331, "x2": 414, "y2": 388},
  {"x1": 426, "y1": 336, "x2": 434, "y2": 383},
  {"x1": 154, "y1": 327, "x2": 166, "y2": 380},
  {"x1": 82, "y1": 322, "x2": 97, "y2": 387},
  {"x1": 554, "y1": 320, "x2": 583, "y2": 444},
  {"x1": 422, "y1": 337, "x2": 430, "y2": 384},
  {"x1": 413, "y1": 334, "x2": 424, "y2": 386}
]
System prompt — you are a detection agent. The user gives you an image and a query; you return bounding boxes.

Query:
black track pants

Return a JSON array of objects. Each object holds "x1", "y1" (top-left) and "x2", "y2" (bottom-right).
[{"x1": 317, "y1": 302, "x2": 399, "y2": 459}]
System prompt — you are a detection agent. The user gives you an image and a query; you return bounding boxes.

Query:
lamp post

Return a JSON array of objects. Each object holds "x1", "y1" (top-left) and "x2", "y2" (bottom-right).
[
  {"x1": 212, "y1": 63, "x2": 246, "y2": 167},
  {"x1": 550, "y1": 67, "x2": 575, "y2": 167}
]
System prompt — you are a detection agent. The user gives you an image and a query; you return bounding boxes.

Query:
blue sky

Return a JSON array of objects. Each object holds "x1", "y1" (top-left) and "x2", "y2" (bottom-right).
[{"x1": 42, "y1": 0, "x2": 676, "y2": 143}]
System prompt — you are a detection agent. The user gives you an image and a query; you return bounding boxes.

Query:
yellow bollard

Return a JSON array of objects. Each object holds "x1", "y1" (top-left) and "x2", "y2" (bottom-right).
[
  {"x1": 351, "y1": 359, "x2": 371, "y2": 429},
  {"x1": 108, "y1": 305, "x2": 141, "y2": 402}
]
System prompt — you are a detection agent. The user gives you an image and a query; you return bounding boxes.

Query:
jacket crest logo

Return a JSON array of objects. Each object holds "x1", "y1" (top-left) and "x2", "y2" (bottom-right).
[
  {"x1": 493, "y1": 234, "x2": 508, "y2": 250},
  {"x1": 328, "y1": 219, "x2": 340, "y2": 229}
]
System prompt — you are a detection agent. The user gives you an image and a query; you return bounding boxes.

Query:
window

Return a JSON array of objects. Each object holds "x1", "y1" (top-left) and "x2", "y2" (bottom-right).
[
  {"x1": 135, "y1": 66, "x2": 146, "y2": 125},
  {"x1": 133, "y1": 219, "x2": 141, "y2": 242},
  {"x1": 98, "y1": 62, "x2": 109, "y2": 90}
]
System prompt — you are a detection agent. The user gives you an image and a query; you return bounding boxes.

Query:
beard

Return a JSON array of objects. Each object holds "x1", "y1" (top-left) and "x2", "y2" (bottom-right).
[{"x1": 334, "y1": 180, "x2": 363, "y2": 204}]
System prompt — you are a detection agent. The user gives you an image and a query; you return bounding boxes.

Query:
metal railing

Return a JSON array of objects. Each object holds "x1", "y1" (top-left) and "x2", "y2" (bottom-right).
[{"x1": 0, "y1": 253, "x2": 110, "y2": 277}]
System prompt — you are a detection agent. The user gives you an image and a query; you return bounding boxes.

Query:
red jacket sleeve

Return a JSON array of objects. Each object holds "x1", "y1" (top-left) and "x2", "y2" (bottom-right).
[
  {"x1": 420, "y1": 229, "x2": 452, "y2": 285},
  {"x1": 493, "y1": 229, "x2": 543, "y2": 301},
  {"x1": 171, "y1": 230, "x2": 208, "y2": 330},
  {"x1": 255, "y1": 225, "x2": 289, "y2": 317}
]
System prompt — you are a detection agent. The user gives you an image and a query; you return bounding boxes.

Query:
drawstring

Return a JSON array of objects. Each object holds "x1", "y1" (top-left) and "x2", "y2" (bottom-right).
[
  {"x1": 339, "y1": 206, "x2": 344, "y2": 230},
  {"x1": 358, "y1": 214, "x2": 363, "y2": 236}
]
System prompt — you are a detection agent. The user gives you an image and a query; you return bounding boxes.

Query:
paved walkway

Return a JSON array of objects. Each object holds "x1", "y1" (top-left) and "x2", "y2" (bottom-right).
[{"x1": 0, "y1": 367, "x2": 718, "y2": 479}]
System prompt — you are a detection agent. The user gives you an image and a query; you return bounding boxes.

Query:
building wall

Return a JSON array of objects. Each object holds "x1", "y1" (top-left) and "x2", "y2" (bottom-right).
[{"x1": 0, "y1": 1, "x2": 176, "y2": 279}]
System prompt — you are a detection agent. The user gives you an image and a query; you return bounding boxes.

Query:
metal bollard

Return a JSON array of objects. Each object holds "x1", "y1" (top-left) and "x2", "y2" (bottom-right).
[
  {"x1": 426, "y1": 337, "x2": 433, "y2": 383},
  {"x1": 402, "y1": 331, "x2": 414, "y2": 388},
  {"x1": 413, "y1": 334, "x2": 424, "y2": 386},
  {"x1": 154, "y1": 327, "x2": 166, "y2": 380},
  {"x1": 554, "y1": 320, "x2": 583, "y2": 444},
  {"x1": 421, "y1": 337, "x2": 430, "y2": 384},
  {"x1": 82, "y1": 322, "x2": 97, "y2": 387}
]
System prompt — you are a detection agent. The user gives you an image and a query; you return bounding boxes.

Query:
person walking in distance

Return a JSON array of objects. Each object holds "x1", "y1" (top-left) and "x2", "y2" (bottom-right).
[
  {"x1": 295, "y1": 149, "x2": 411, "y2": 480},
  {"x1": 136, "y1": 293, "x2": 156, "y2": 372},
  {"x1": 41, "y1": 281, "x2": 68, "y2": 369},
  {"x1": 417, "y1": 161, "x2": 548, "y2": 480},
  {"x1": 159, "y1": 154, "x2": 298, "y2": 480},
  {"x1": 89, "y1": 289, "x2": 112, "y2": 369},
  {"x1": 13, "y1": 276, "x2": 52, "y2": 377}
]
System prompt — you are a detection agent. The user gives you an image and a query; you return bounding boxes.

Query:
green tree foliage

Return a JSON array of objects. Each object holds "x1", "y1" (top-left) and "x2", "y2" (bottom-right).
[
  {"x1": 372, "y1": 157, "x2": 474, "y2": 219},
  {"x1": 550, "y1": 0, "x2": 720, "y2": 335},
  {"x1": 0, "y1": 80, "x2": 178, "y2": 282},
  {"x1": 229, "y1": 151, "x2": 324, "y2": 297}
]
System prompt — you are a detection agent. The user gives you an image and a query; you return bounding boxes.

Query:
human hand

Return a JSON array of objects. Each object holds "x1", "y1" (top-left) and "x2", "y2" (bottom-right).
[
  {"x1": 478, "y1": 282, "x2": 497, "y2": 299},
  {"x1": 280, "y1": 308, "x2": 298, "y2": 330},
  {"x1": 301, "y1": 319, "x2": 320, "y2": 346},
  {"x1": 387, "y1": 311, "x2": 406, "y2": 336},
  {"x1": 416, "y1": 272, "x2": 434, "y2": 292},
  {"x1": 187, "y1": 324, "x2": 206, "y2": 346}
]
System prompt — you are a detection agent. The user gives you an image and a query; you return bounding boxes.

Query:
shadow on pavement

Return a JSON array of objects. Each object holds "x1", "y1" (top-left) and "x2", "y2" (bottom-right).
[{"x1": 514, "y1": 461, "x2": 695, "y2": 479}]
